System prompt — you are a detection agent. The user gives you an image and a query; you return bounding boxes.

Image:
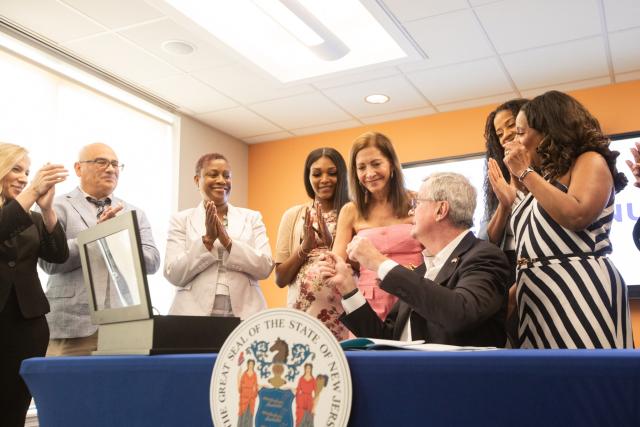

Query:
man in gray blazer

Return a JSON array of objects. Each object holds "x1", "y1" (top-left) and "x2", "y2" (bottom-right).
[{"x1": 40, "y1": 143, "x2": 160, "y2": 356}]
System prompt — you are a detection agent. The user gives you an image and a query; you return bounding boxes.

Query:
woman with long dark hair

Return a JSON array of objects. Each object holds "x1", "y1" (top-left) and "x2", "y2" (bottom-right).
[
  {"x1": 482, "y1": 99, "x2": 528, "y2": 346},
  {"x1": 274, "y1": 147, "x2": 350, "y2": 339},
  {"x1": 332, "y1": 132, "x2": 422, "y2": 321}
]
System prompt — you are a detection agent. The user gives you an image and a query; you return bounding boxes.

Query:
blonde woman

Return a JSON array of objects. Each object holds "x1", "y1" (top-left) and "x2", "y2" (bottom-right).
[{"x1": 0, "y1": 143, "x2": 68, "y2": 427}]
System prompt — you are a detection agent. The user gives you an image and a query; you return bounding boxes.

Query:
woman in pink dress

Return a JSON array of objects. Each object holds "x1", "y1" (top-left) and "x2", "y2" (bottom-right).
[
  {"x1": 333, "y1": 132, "x2": 423, "y2": 320},
  {"x1": 274, "y1": 148, "x2": 350, "y2": 340}
]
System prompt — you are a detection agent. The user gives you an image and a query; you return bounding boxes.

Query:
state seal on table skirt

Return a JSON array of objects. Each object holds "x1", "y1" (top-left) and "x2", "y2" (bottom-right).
[{"x1": 210, "y1": 308, "x2": 352, "y2": 427}]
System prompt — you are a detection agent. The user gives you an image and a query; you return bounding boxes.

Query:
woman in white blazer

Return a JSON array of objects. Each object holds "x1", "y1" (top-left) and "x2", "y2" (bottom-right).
[{"x1": 164, "y1": 153, "x2": 272, "y2": 319}]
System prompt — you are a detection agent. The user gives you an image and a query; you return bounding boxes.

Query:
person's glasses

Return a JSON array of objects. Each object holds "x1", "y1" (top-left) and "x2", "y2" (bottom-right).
[
  {"x1": 409, "y1": 197, "x2": 431, "y2": 210},
  {"x1": 78, "y1": 158, "x2": 124, "y2": 170}
]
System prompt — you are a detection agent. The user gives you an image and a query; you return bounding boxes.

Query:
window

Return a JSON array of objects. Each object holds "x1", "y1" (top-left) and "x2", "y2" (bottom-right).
[{"x1": 0, "y1": 44, "x2": 176, "y2": 312}]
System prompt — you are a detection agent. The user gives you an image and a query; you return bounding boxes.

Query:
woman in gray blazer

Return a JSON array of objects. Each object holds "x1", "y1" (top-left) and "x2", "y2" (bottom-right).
[
  {"x1": 0, "y1": 143, "x2": 69, "y2": 427},
  {"x1": 164, "y1": 153, "x2": 273, "y2": 319}
]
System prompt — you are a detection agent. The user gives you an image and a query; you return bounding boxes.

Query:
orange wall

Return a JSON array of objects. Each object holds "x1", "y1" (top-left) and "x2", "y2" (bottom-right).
[{"x1": 248, "y1": 80, "x2": 640, "y2": 346}]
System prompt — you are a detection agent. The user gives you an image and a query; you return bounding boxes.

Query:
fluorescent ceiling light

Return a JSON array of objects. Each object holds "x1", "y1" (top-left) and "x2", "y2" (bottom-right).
[
  {"x1": 159, "y1": 0, "x2": 422, "y2": 82},
  {"x1": 253, "y1": 0, "x2": 349, "y2": 61}
]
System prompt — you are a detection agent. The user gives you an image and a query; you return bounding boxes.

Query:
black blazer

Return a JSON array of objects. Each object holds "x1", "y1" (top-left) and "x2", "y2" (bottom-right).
[
  {"x1": 0, "y1": 200, "x2": 69, "y2": 318},
  {"x1": 341, "y1": 232, "x2": 510, "y2": 347}
]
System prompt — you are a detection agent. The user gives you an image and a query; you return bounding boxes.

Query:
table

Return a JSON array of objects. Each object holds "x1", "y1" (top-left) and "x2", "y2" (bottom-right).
[{"x1": 20, "y1": 350, "x2": 640, "y2": 427}]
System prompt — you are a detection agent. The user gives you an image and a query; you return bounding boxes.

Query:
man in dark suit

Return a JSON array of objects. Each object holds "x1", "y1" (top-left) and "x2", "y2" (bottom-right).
[{"x1": 322, "y1": 172, "x2": 510, "y2": 347}]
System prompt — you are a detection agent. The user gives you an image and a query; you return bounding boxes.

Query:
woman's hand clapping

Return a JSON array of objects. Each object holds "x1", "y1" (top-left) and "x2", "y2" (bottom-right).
[
  {"x1": 625, "y1": 141, "x2": 640, "y2": 188},
  {"x1": 29, "y1": 163, "x2": 68, "y2": 207},
  {"x1": 502, "y1": 140, "x2": 531, "y2": 180},
  {"x1": 488, "y1": 158, "x2": 517, "y2": 209}
]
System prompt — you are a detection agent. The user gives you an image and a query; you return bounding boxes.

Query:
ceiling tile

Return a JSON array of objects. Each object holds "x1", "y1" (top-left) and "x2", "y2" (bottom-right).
[
  {"x1": 243, "y1": 132, "x2": 293, "y2": 144},
  {"x1": 290, "y1": 120, "x2": 363, "y2": 137},
  {"x1": 63, "y1": 33, "x2": 180, "y2": 83},
  {"x1": 322, "y1": 76, "x2": 428, "y2": 117},
  {"x1": 191, "y1": 64, "x2": 313, "y2": 104},
  {"x1": 609, "y1": 27, "x2": 640, "y2": 74},
  {"x1": 615, "y1": 70, "x2": 640, "y2": 83},
  {"x1": 475, "y1": 0, "x2": 601, "y2": 53},
  {"x1": 436, "y1": 92, "x2": 518, "y2": 112},
  {"x1": 143, "y1": 75, "x2": 236, "y2": 114},
  {"x1": 313, "y1": 67, "x2": 400, "y2": 90},
  {"x1": 603, "y1": 0, "x2": 640, "y2": 32},
  {"x1": 118, "y1": 18, "x2": 234, "y2": 72},
  {"x1": 383, "y1": 0, "x2": 469, "y2": 22},
  {"x1": 503, "y1": 37, "x2": 609, "y2": 90},
  {"x1": 519, "y1": 77, "x2": 612, "y2": 99},
  {"x1": 249, "y1": 93, "x2": 353, "y2": 129},
  {"x1": 195, "y1": 107, "x2": 282, "y2": 139},
  {"x1": 406, "y1": 57, "x2": 512, "y2": 104},
  {"x1": 468, "y1": 0, "x2": 502, "y2": 5},
  {"x1": 0, "y1": 0, "x2": 104, "y2": 43},
  {"x1": 402, "y1": 9, "x2": 494, "y2": 68},
  {"x1": 360, "y1": 107, "x2": 437, "y2": 124},
  {"x1": 61, "y1": 0, "x2": 164, "y2": 29}
]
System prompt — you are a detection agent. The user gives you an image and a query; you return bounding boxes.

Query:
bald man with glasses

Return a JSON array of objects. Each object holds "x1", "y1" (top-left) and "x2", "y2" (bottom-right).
[{"x1": 40, "y1": 143, "x2": 160, "y2": 356}]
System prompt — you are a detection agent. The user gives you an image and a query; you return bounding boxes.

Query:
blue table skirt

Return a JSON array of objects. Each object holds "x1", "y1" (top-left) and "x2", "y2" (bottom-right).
[{"x1": 20, "y1": 350, "x2": 640, "y2": 427}]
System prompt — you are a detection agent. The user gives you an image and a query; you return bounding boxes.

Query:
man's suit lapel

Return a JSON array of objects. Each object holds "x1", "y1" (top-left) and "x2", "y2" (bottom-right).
[
  {"x1": 66, "y1": 187, "x2": 98, "y2": 228},
  {"x1": 432, "y1": 232, "x2": 475, "y2": 285}
]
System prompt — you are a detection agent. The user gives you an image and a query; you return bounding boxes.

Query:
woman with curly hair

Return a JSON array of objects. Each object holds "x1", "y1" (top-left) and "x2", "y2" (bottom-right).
[
  {"x1": 483, "y1": 98, "x2": 528, "y2": 247},
  {"x1": 482, "y1": 99, "x2": 528, "y2": 347},
  {"x1": 501, "y1": 90, "x2": 633, "y2": 349}
]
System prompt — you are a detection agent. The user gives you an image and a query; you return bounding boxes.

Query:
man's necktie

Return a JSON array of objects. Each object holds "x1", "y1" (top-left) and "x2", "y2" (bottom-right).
[{"x1": 86, "y1": 197, "x2": 111, "y2": 219}]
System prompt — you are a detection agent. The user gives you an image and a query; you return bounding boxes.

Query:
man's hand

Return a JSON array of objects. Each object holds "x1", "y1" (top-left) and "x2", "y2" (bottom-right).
[
  {"x1": 346, "y1": 236, "x2": 387, "y2": 272},
  {"x1": 317, "y1": 252, "x2": 356, "y2": 296},
  {"x1": 97, "y1": 203, "x2": 124, "y2": 224}
]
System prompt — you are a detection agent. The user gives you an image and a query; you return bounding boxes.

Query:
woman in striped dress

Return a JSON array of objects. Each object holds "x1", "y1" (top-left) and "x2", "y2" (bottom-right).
[{"x1": 501, "y1": 91, "x2": 633, "y2": 349}]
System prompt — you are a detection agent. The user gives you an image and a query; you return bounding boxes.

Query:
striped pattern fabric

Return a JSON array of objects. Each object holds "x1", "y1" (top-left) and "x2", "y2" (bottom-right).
[{"x1": 510, "y1": 181, "x2": 633, "y2": 349}]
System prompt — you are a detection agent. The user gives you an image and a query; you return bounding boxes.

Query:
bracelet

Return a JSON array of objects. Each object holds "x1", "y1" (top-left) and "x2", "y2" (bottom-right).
[
  {"x1": 518, "y1": 167, "x2": 535, "y2": 182},
  {"x1": 297, "y1": 247, "x2": 310, "y2": 260}
]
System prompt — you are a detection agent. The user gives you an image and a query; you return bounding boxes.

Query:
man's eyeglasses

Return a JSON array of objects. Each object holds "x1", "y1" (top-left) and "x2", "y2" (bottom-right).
[
  {"x1": 409, "y1": 197, "x2": 432, "y2": 210},
  {"x1": 78, "y1": 158, "x2": 124, "y2": 171}
]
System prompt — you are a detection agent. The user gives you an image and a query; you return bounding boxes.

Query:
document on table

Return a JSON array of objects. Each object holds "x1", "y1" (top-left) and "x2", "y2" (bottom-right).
[{"x1": 340, "y1": 338, "x2": 499, "y2": 351}]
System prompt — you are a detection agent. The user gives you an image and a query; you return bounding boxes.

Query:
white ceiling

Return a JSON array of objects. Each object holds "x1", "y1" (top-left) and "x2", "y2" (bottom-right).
[{"x1": 1, "y1": 0, "x2": 639, "y2": 143}]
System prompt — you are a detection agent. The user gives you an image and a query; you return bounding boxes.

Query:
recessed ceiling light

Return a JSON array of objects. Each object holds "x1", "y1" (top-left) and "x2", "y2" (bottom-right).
[
  {"x1": 156, "y1": 0, "x2": 423, "y2": 82},
  {"x1": 365, "y1": 94, "x2": 389, "y2": 104},
  {"x1": 161, "y1": 40, "x2": 196, "y2": 55}
]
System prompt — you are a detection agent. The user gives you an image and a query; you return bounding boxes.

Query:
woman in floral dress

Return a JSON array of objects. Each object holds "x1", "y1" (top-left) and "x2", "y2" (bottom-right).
[{"x1": 275, "y1": 148, "x2": 349, "y2": 340}]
